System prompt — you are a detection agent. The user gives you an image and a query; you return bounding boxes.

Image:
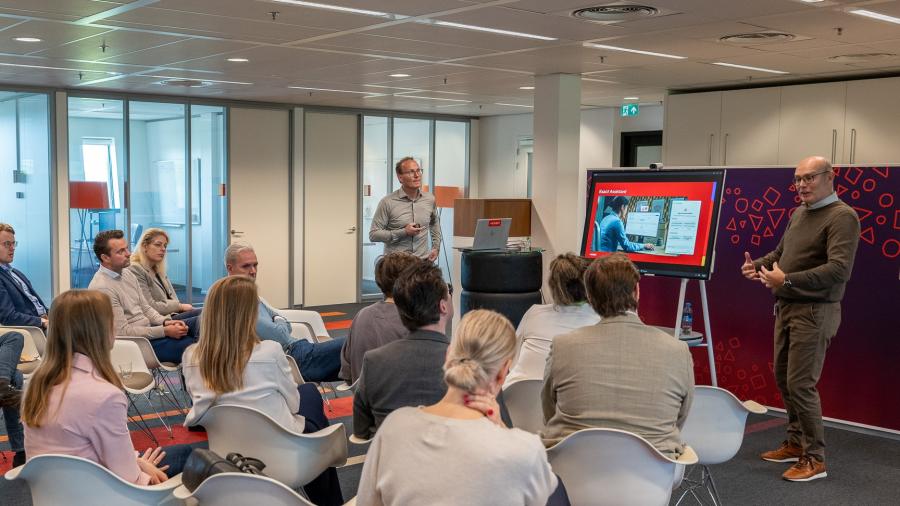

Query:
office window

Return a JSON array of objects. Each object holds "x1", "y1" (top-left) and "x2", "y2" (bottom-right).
[
  {"x1": 0, "y1": 91, "x2": 52, "y2": 301},
  {"x1": 361, "y1": 116, "x2": 390, "y2": 298}
]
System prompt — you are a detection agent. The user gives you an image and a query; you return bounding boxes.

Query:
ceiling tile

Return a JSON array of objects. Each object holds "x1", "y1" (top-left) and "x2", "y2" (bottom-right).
[
  {"x1": 101, "y1": 38, "x2": 254, "y2": 67},
  {"x1": 304, "y1": 33, "x2": 494, "y2": 60},
  {"x1": 0, "y1": 0, "x2": 114, "y2": 21},
  {"x1": 38, "y1": 30, "x2": 187, "y2": 60},
  {"x1": 0, "y1": 20, "x2": 109, "y2": 56}
]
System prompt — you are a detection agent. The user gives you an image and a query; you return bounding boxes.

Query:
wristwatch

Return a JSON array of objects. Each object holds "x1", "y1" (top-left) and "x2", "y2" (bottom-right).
[{"x1": 783, "y1": 276, "x2": 792, "y2": 288}]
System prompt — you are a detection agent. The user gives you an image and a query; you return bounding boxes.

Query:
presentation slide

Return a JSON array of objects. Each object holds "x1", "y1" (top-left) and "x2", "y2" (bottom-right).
[{"x1": 581, "y1": 169, "x2": 726, "y2": 279}]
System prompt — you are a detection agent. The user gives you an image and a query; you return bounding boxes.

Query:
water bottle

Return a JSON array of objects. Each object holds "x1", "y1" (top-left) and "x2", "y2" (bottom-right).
[{"x1": 680, "y1": 302, "x2": 693, "y2": 338}]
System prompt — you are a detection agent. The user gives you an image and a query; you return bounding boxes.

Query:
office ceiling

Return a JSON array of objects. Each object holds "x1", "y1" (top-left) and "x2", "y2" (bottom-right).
[{"x1": 2, "y1": 0, "x2": 900, "y2": 116}]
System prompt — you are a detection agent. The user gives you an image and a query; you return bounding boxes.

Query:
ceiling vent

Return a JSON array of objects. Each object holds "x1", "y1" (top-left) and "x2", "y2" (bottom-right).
[
  {"x1": 159, "y1": 79, "x2": 209, "y2": 88},
  {"x1": 719, "y1": 31, "x2": 797, "y2": 44},
  {"x1": 572, "y1": 4, "x2": 661, "y2": 23},
  {"x1": 827, "y1": 52, "x2": 897, "y2": 63}
]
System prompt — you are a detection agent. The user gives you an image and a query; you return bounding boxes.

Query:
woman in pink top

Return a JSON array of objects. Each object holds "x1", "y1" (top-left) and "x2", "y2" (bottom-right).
[{"x1": 21, "y1": 289, "x2": 193, "y2": 483}]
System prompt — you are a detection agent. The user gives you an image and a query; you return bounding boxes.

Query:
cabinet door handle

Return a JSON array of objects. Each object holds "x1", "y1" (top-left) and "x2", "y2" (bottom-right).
[
  {"x1": 230, "y1": 229, "x2": 244, "y2": 236},
  {"x1": 850, "y1": 128, "x2": 857, "y2": 164},
  {"x1": 723, "y1": 133, "x2": 729, "y2": 165},
  {"x1": 708, "y1": 134, "x2": 714, "y2": 166},
  {"x1": 346, "y1": 226, "x2": 357, "y2": 234},
  {"x1": 831, "y1": 129, "x2": 837, "y2": 163}
]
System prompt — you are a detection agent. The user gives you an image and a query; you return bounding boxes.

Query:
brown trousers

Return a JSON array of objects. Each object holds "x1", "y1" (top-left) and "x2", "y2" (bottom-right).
[{"x1": 773, "y1": 300, "x2": 841, "y2": 462}]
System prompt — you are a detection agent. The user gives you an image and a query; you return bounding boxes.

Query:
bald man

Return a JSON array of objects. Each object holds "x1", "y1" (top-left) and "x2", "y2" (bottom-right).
[{"x1": 741, "y1": 156, "x2": 860, "y2": 482}]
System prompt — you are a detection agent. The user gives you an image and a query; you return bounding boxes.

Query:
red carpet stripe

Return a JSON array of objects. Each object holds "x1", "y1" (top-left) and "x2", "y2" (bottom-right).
[
  {"x1": 325, "y1": 320, "x2": 352, "y2": 330},
  {"x1": 319, "y1": 312, "x2": 346, "y2": 317},
  {"x1": 745, "y1": 417, "x2": 786, "y2": 435}
]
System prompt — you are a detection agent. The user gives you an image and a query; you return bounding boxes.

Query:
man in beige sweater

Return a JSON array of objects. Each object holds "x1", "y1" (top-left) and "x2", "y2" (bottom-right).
[
  {"x1": 541, "y1": 253, "x2": 694, "y2": 458},
  {"x1": 743, "y1": 156, "x2": 860, "y2": 482}
]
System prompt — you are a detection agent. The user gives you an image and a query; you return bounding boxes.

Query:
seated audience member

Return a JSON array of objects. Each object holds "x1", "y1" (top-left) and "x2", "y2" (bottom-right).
[
  {"x1": 182, "y1": 275, "x2": 343, "y2": 505},
  {"x1": 224, "y1": 243, "x2": 345, "y2": 383},
  {"x1": 23, "y1": 289, "x2": 195, "y2": 483},
  {"x1": 0, "y1": 330, "x2": 24, "y2": 466},
  {"x1": 504, "y1": 253, "x2": 600, "y2": 386},
  {"x1": 541, "y1": 253, "x2": 694, "y2": 458},
  {"x1": 339, "y1": 252, "x2": 419, "y2": 383},
  {"x1": 128, "y1": 228, "x2": 201, "y2": 320},
  {"x1": 357, "y1": 310, "x2": 564, "y2": 506},
  {"x1": 353, "y1": 261, "x2": 450, "y2": 439},
  {"x1": 88, "y1": 230, "x2": 198, "y2": 364}
]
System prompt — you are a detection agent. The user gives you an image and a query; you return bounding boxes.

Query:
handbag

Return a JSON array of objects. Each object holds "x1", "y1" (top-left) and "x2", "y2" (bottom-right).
[{"x1": 181, "y1": 448, "x2": 267, "y2": 492}]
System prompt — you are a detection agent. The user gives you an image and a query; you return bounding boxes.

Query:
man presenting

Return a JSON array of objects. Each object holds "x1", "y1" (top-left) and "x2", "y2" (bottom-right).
[
  {"x1": 369, "y1": 157, "x2": 442, "y2": 261},
  {"x1": 741, "y1": 156, "x2": 860, "y2": 482}
]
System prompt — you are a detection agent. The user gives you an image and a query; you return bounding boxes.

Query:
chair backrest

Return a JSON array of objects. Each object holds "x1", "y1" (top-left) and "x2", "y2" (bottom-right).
[
  {"x1": 199, "y1": 404, "x2": 348, "y2": 490},
  {"x1": 285, "y1": 355, "x2": 305, "y2": 384},
  {"x1": 175, "y1": 473, "x2": 315, "y2": 506},
  {"x1": 110, "y1": 339, "x2": 155, "y2": 392},
  {"x1": 4, "y1": 454, "x2": 179, "y2": 506},
  {"x1": 547, "y1": 428, "x2": 678, "y2": 506},
  {"x1": 280, "y1": 309, "x2": 330, "y2": 340},
  {"x1": 502, "y1": 379, "x2": 544, "y2": 434},
  {"x1": 681, "y1": 386, "x2": 761, "y2": 465},
  {"x1": 4, "y1": 325, "x2": 47, "y2": 357},
  {"x1": 116, "y1": 336, "x2": 164, "y2": 370}
]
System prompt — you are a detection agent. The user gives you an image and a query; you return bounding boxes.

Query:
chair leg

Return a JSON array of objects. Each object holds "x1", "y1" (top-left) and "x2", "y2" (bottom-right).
[
  {"x1": 705, "y1": 466, "x2": 723, "y2": 506},
  {"x1": 125, "y1": 393, "x2": 160, "y2": 446},
  {"x1": 153, "y1": 369, "x2": 188, "y2": 415},
  {"x1": 144, "y1": 392, "x2": 174, "y2": 438}
]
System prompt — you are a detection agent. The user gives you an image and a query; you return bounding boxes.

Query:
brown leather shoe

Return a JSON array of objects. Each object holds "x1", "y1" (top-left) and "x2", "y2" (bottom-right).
[
  {"x1": 761, "y1": 441, "x2": 803, "y2": 463},
  {"x1": 783, "y1": 456, "x2": 827, "y2": 482},
  {"x1": 0, "y1": 379, "x2": 21, "y2": 408}
]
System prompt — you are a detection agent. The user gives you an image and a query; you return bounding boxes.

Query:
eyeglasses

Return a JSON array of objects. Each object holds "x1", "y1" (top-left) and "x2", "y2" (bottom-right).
[
  {"x1": 401, "y1": 169, "x2": 423, "y2": 176},
  {"x1": 793, "y1": 169, "x2": 831, "y2": 186},
  {"x1": 0, "y1": 241, "x2": 17, "y2": 249}
]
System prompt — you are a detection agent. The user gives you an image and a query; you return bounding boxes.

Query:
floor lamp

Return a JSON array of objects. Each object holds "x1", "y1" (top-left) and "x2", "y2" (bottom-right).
[{"x1": 70, "y1": 181, "x2": 109, "y2": 287}]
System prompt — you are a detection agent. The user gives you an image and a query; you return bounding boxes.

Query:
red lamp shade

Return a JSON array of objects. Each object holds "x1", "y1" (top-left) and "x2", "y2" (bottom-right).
[{"x1": 70, "y1": 181, "x2": 110, "y2": 210}]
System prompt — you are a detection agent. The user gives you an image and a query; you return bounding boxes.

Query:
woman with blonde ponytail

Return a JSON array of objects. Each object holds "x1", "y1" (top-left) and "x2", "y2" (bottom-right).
[{"x1": 356, "y1": 309, "x2": 567, "y2": 506}]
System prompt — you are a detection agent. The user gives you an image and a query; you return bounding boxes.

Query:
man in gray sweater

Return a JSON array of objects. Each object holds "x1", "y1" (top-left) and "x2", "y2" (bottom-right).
[
  {"x1": 88, "y1": 229, "x2": 198, "y2": 364},
  {"x1": 743, "y1": 156, "x2": 860, "y2": 482}
]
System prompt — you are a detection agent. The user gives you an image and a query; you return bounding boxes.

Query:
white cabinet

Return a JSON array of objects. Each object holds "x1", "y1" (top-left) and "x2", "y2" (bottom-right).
[
  {"x1": 721, "y1": 88, "x2": 781, "y2": 166},
  {"x1": 778, "y1": 82, "x2": 846, "y2": 165},
  {"x1": 844, "y1": 77, "x2": 900, "y2": 164},
  {"x1": 663, "y1": 91, "x2": 721, "y2": 166}
]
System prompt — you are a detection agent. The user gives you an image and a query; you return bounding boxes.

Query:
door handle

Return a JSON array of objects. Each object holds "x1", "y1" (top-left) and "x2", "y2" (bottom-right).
[
  {"x1": 850, "y1": 128, "x2": 857, "y2": 164},
  {"x1": 722, "y1": 133, "x2": 729, "y2": 165},
  {"x1": 831, "y1": 129, "x2": 837, "y2": 163},
  {"x1": 346, "y1": 226, "x2": 357, "y2": 234},
  {"x1": 230, "y1": 229, "x2": 244, "y2": 236}
]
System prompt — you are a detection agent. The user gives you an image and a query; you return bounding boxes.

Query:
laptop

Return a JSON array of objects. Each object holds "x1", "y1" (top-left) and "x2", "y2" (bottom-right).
[{"x1": 456, "y1": 218, "x2": 512, "y2": 252}]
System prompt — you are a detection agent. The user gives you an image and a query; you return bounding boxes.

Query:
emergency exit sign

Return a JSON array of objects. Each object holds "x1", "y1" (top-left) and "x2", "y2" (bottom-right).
[{"x1": 620, "y1": 103, "x2": 639, "y2": 117}]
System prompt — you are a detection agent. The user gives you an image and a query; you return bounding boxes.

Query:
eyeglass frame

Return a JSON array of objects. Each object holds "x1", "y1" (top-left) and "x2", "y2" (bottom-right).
[
  {"x1": 0, "y1": 240, "x2": 18, "y2": 249},
  {"x1": 793, "y1": 169, "x2": 831, "y2": 186},
  {"x1": 400, "y1": 168, "x2": 423, "y2": 176}
]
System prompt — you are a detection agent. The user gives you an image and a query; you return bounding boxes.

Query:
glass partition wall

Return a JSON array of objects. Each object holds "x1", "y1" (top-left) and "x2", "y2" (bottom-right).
[
  {"x1": 0, "y1": 91, "x2": 52, "y2": 302},
  {"x1": 361, "y1": 115, "x2": 469, "y2": 299},
  {"x1": 67, "y1": 96, "x2": 227, "y2": 304}
]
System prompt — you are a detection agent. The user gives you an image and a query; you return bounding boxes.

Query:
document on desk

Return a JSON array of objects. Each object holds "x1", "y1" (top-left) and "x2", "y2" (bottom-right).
[
  {"x1": 625, "y1": 212, "x2": 660, "y2": 237},
  {"x1": 665, "y1": 200, "x2": 701, "y2": 255}
]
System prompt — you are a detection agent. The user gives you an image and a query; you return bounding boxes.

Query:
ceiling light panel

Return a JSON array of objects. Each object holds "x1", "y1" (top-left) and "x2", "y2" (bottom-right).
[
  {"x1": 436, "y1": 5, "x2": 622, "y2": 42},
  {"x1": 583, "y1": 42, "x2": 686, "y2": 59},
  {"x1": 424, "y1": 20, "x2": 556, "y2": 41},
  {"x1": 711, "y1": 62, "x2": 789, "y2": 74},
  {"x1": 289, "y1": 85, "x2": 386, "y2": 95},
  {"x1": 849, "y1": 9, "x2": 900, "y2": 25}
]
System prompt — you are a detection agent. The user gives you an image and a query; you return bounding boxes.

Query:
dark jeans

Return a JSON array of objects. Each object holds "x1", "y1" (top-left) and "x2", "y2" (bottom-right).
[
  {"x1": 287, "y1": 337, "x2": 345, "y2": 383},
  {"x1": 151, "y1": 335, "x2": 198, "y2": 365},
  {"x1": 298, "y1": 383, "x2": 344, "y2": 506},
  {"x1": 172, "y1": 308, "x2": 203, "y2": 321},
  {"x1": 0, "y1": 331, "x2": 24, "y2": 452},
  {"x1": 547, "y1": 475, "x2": 571, "y2": 506},
  {"x1": 160, "y1": 441, "x2": 208, "y2": 478}
]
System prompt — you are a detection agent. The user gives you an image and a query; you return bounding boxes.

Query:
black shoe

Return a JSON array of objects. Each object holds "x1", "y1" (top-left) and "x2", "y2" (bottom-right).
[
  {"x1": 187, "y1": 424, "x2": 206, "y2": 433},
  {"x1": 0, "y1": 379, "x2": 21, "y2": 408},
  {"x1": 12, "y1": 451, "x2": 26, "y2": 467}
]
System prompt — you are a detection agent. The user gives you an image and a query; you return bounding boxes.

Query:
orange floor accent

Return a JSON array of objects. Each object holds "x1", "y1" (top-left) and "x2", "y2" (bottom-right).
[
  {"x1": 324, "y1": 320, "x2": 352, "y2": 330},
  {"x1": 325, "y1": 396, "x2": 353, "y2": 419},
  {"x1": 319, "y1": 312, "x2": 346, "y2": 317}
]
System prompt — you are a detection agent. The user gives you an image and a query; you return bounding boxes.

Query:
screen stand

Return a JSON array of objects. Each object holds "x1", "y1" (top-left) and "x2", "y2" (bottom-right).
[{"x1": 669, "y1": 278, "x2": 718, "y2": 387}]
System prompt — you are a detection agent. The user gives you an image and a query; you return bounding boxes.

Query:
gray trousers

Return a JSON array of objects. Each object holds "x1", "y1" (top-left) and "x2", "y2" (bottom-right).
[{"x1": 773, "y1": 301, "x2": 841, "y2": 462}]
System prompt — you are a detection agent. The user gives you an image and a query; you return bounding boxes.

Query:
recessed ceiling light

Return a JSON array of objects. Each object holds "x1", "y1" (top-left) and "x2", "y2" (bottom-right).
[
  {"x1": 389, "y1": 73, "x2": 411, "y2": 77},
  {"x1": 800, "y1": 0, "x2": 825, "y2": 3},
  {"x1": 711, "y1": 62, "x2": 789, "y2": 74},
  {"x1": 519, "y1": 86, "x2": 535, "y2": 90},
  {"x1": 13, "y1": 37, "x2": 42, "y2": 43},
  {"x1": 495, "y1": 103, "x2": 533, "y2": 108},
  {"x1": 583, "y1": 42, "x2": 686, "y2": 59},
  {"x1": 148, "y1": 75, "x2": 253, "y2": 85},
  {"x1": 227, "y1": 58, "x2": 249, "y2": 62},
  {"x1": 289, "y1": 85, "x2": 382, "y2": 95},
  {"x1": 270, "y1": 0, "x2": 399, "y2": 19},
  {"x1": 398, "y1": 95, "x2": 472, "y2": 103},
  {"x1": 427, "y1": 20, "x2": 557, "y2": 41},
  {"x1": 849, "y1": 9, "x2": 900, "y2": 25},
  {"x1": 624, "y1": 97, "x2": 639, "y2": 101}
]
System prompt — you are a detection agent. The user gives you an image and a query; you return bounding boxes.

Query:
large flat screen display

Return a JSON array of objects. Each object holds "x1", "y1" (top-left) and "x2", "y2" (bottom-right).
[{"x1": 581, "y1": 169, "x2": 726, "y2": 279}]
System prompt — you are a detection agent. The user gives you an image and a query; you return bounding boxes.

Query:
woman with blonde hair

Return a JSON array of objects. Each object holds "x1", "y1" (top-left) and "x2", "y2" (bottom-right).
[
  {"x1": 22, "y1": 289, "x2": 193, "y2": 483},
  {"x1": 356, "y1": 309, "x2": 567, "y2": 506},
  {"x1": 504, "y1": 253, "x2": 600, "y2": 386},
  {"x1": 129, "y1": 228, "x2": 200, "y2": 319},
  {"x1": 182, "y1": 275, "x2": 343, "y2": 505}
]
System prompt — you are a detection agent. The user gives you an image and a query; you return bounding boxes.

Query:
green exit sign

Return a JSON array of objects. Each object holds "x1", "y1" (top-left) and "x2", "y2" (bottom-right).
[{"x1": 620, "y1": 104, "x2": 639, "y2": 117}]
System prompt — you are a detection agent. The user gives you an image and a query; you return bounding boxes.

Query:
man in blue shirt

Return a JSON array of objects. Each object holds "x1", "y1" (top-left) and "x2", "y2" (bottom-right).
[
  {"x1": 593, "y1": 196, "x2": 655, "y2": 253},
  {"x1": 224, "y1": 243, "x2": 344, "y2": 383}
]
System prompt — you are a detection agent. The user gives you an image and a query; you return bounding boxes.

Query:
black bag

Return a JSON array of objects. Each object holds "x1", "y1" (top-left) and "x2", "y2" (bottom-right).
[{"x1": 182, "y1": 448, "x2": 267, "y2": 492}]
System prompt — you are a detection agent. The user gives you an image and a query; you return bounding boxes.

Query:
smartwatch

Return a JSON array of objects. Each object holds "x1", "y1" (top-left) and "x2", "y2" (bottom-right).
[{"x1": 783, "y1": 276, "x2": 792, "y2": 288}]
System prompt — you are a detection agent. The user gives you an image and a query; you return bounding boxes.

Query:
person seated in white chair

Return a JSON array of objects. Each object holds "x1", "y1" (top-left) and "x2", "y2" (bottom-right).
[
  {"x1": 128, "y1": 228, "x2": 202, "y2": 320},
  {"x1": 357, "y1": 309, "x2": 568, "y2": 506},
  {"x1": 504, "y1": 253, "x2": 600, "y2": 387}
]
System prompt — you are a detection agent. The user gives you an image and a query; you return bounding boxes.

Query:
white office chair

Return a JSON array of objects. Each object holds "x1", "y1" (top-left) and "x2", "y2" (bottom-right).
[
  {"x1": 547, "y1": 428, "x2": 699, "y2": 506},
  {"x1": 2, "y1": 325, "x2": 47, "y2": 356},
  {"x1": 199, "y1": 404, "x2": 348, "y2": 491},
  {"x1": 675, "y1": 386, "x2": 768, "y2": 506},
  {"x1": 110, "y1": 339, "x2": 168, "y2": 445},
  {"x1": 117, "y1": 335, "x2": 188, "y2": 414},
  {"x1": 174, "y1": 473, "x2": 316, "y2": 506},
  {"x1": 286, "y1": 354, "x2": 305, "y2": 385},
  {"x1": 3, "y1": 327, "x2": 41, "y2": 379},
  {"x1": 279, "y1": 309, "x2": 332, "y2": 343},
  {"x1": 4, "y1": 454, "x2": 181, "y2": 506},
  {"x1": 502, "y1": 378, "x2": 544, "y2": 434}
]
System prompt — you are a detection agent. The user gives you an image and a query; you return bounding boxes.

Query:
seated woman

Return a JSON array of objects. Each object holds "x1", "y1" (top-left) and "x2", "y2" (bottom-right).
[
  {"x1": 22, "y1": 289, "x2": 194, "y2": 483},
  {"x1": 129, "y1": 228, "x2": 201, "y2": 320},
  {"x1": 182, "y1": 275, "x2": 343, "y2": 506},
  {"x1": 504, "y1": 253, "x2": 600, "y2": 386},
  {"x1": 356, "y1": 309, "x2": 565, "y2": 506}
]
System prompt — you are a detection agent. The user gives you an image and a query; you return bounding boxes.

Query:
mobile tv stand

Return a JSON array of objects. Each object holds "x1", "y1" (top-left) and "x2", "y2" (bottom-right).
[{"x1": 654, "y1": 278, "x2": 718, "y2": 387}]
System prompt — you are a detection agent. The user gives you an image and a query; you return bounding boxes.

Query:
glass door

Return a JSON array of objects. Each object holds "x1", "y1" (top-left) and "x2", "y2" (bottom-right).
[{"x1": 361, "y1": 116, "x2": 390, "y2": 299}]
